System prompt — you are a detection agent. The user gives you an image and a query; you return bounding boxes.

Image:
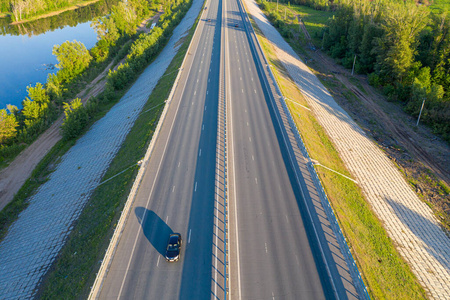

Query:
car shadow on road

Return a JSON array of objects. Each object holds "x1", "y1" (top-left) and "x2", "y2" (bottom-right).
[{"x1": 135, "y1": 207, "x2": 173, "y2": 256}]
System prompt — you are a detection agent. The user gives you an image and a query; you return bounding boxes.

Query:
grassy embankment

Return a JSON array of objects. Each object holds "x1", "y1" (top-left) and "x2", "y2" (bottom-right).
[
  {"x1": 248, "y1": 4, "x2": 428, "y2": 299},
  {"x1": 36, "y1": 5, "x2": 201, "y2": 299}
]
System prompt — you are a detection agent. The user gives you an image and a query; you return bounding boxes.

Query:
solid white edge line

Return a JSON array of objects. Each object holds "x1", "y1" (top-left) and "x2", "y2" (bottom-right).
[
  {"x1": 116, "y1": 4, "x2": 205, "y2": 296},
  {"x1": 225, "y1": 1, "x2": 242, "y2": 297}
]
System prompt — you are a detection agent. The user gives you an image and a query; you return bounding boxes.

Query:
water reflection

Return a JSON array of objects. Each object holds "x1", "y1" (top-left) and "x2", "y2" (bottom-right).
[{"x1": 0, "y1": 0, "x2": 119, "y2": 109}]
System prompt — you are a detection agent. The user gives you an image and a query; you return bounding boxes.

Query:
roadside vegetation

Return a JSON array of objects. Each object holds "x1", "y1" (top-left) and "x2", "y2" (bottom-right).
[
  {"x1": 249, "y1": 15, "x2": 428, "y2": 300},
  {"x1": 257, "y1": 0, "x2": 450, "y2": 231},
  {"x1": 0, "y1": 0, "x2": 158, "y2": 169},
  {"x1": 36, "y1": 2, "x2": 198, "y2": 297},
  {"x1": 261, "y1": 0, "x2": 450, "y2": 143},
  {"x1": 0, "y1": 0, "x2": 100, "y2": 22},
  {"x1": 0, "y1": 0, "x2": 190, "y2": 240}
]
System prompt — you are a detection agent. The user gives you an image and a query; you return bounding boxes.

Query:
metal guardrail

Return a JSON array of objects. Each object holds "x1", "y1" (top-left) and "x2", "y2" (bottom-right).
[{"x1": 234, "y1": 0, "x2": 370, "y2": 299}]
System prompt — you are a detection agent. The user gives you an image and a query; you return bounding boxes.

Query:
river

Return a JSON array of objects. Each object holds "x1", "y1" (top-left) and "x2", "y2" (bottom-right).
[{"x1": 0, "y1": 0, "x2": 119, "y2": 110}]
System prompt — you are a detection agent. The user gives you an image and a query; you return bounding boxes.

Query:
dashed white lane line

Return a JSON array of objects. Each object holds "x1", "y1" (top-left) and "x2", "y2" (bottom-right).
[
  {"x1": 194, "y1": 182, "x2": 198, "y2": 192},
  {"x1": 172, "y1": 186, "x2": 175, "y2": 192},
  {"x1": 157, "y1": 256, "x2": 161, "y2": 267},
  {"x1": 199, "y1": 149, "x2": 202, "y2": 157},
  {"x1": 265, "y1": 243, "x2": 268, "y2": 253},
  {"x1": 255, "y1": 177, "x2": 258, "y2": 184}
]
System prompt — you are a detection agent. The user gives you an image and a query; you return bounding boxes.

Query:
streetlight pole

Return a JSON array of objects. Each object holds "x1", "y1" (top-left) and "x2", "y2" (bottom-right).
[{"x1": 416, "y1": 98, "x2": 426, "y2": 126}]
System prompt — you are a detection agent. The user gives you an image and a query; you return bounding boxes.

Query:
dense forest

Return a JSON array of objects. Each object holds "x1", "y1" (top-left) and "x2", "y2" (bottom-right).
[{"x1": 268, "y1": 0, "x2": 450, "y2": 142}]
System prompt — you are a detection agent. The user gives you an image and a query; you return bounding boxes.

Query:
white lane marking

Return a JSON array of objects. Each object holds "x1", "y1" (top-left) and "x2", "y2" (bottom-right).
[
  {"x1": 240, "y1": 77, "x2": 242, "y2": 81},
  {"x1": 207, "y1": 90, "x2": 209, "y2": 95},
  {"x1": 227, "y1": 19, "x2": 242, "y2": 299},
  {"x1": 247, "y1": 122, "x2": 249, "y2": 126},
  {"x1": 172, "y1": 186, "x2": 175, "y2": 192},
  {"x1": 255, "y1": 178, "x2": 258, "y2": 184},
  {"x1": 188, "y1": 229, "x2": 192, "y2": 243},
  {"x1": 178, "y1": 162, "x2": 180, "y2": 168},
  {"x1": 251, "y1": 77, "x2": 253, "y2": 81},
  {"x1": 194, "y1": 90, "x2": 197, "y2": 95},
  {"x1": 249, "y1": 137, "x2": 251, "y2": 142},
  {"x1": 192, "y1": 101, "x2": 194, "y2": 105},
  {"x1": 286, "y1": 215, "x2": 289, "y2": 223},
  {"x1": 199, "y1": 149, "x2": 202, "y2": 157},
  {"x1": 242, "y1": 89, "x2": 244, "y2": 93},
  {"x1": 265, "y1": 242, "x2": 268, "y2": 253},
  {"x1": 197, "y1": 79, "x2": 199, "y2": 83},
  {"x1": 202, "y1": 124, "x2": 205, "y2": 130},
  {"x1": 195, "y1": 182, "x2": 198, "y2": 192},
  {"x1": 254, "y1": 89, "x2": 256, "y2": 93},
  {"x1": 165, "y1": 216, "x2": 168, "y2": 223},
  {"x1": 272, "y1": 292, "x2": 275, "y2": 300},
  {"x1": 205, "y1": 106, "x2": 207, "y2": 111},
  {"x1": 252, "y1": 155, "x2": 254, "y2": 161},
  {"x1": 157, "y1": 256, "x2": 161, "y2": 267}
]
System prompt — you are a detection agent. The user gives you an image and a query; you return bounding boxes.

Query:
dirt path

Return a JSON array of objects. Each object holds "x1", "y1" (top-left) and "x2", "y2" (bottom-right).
[
  {"x1": 297, "y1": 20, "x2": 450, "y2": 226},
  {"x1": 0, "y1": 12, "x2": 166, "y2": 211},
  {"x1": 0, "y1": 63, "x2": 111, "y2": 211}
]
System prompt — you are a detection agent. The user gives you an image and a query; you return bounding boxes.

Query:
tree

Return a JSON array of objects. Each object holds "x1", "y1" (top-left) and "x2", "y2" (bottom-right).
[
  {"x1": 0, "y1": 106, "x2": 19, "y2": 144},
  {"x1": 61, "y1": 98, "x2": 89, "y2": 140},
  {"x1": 375, "y1": 1, "x2": 429, "y2": 83},
  {"x1": 22, "y1": 82, "x2": 50, "y2": 129},
  {"x1": 52, "y1": 40, "x2": 92, "y2": 82}
]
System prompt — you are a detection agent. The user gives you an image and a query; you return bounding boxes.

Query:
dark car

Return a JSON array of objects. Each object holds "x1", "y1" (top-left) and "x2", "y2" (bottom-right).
[
  {"x1": 165, "y1": 233, "x2": 182, "y2": 262},
  {"x1": 234, "y1": 24, "x2": 239, "y2": 27},
  {"x1": 207, "y1": 18, "x2": 211, "y2": 22}
]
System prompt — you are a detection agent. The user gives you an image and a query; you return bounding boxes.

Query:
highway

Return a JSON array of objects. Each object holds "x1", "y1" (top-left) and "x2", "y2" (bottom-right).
[
  {"x1": 97, "y1": 0, "x2": 341, "y2": 298},
  {"x1": 224, "y1": 0, "x2": 333, "y2": 298},
  {"x1": 98, "y1": 0, "x2": 223, "y2": 297}
]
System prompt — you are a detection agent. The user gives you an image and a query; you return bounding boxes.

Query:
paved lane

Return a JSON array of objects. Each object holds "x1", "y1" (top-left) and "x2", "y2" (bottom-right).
[
  {"x1": 98, "y1": 0, "x2": 222, "y2": 298},
  {"x1": 225, "y1": 0, "x2": 332, "y2": 298}
]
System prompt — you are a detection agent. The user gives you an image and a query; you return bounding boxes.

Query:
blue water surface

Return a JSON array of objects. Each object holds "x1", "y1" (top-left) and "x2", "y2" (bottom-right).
[{"x1": 0, "y1": 22, "x2": 97, "y2": 109}]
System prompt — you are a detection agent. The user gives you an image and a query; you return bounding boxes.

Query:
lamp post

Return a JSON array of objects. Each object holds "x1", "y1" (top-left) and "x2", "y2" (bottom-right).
[{"x1": 416, "y1": 98, "x2": 426, "y2": 126}]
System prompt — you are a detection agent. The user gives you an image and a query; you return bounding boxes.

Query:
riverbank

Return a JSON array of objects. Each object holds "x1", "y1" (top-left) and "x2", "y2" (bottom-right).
[{"x1": 3, "y1": 0, "x2": 101, "y2": 25}]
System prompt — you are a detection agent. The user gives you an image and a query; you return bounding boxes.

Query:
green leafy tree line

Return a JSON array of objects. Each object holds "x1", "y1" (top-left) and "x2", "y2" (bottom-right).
[
  {"x1": 0, "y1": 0, "x2": 99, "y2": 22},
  {"x1": 316, "y1": 0, "x2": 450, "y2": 141},
  {"x1": 0, "y1": 0, "x2": 151, "y2": 161},
  {"x1": 62, "y1": 0, "x2": 192, "y2": 140}
]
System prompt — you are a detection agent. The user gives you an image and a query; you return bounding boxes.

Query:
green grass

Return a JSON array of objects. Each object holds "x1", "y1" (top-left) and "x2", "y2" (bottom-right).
[
  {"x1": 263, "y1": 2, "x2": 332, "y2": 46},
  {"x1": 0, "y1": 140, "x2": 75, "y2": 241},
  {"x1": 249, "y1": 11, "x2": 428, "y2": 300},
  {"x1": 36, "y1": 8, "x2": 200, "y2": 299}
]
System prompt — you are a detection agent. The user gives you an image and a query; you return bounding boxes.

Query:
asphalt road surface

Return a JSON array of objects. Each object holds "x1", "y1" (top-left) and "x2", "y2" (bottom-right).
[
  {"x1": 99, "y1": 0, "x2": 337, "y2": 297},
  {"x1": 225, "y1": 0, "x2": 333, "y2": 298},
  {"x1": 98, "y1": 0, "x2": 222, "y2": 298}
]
